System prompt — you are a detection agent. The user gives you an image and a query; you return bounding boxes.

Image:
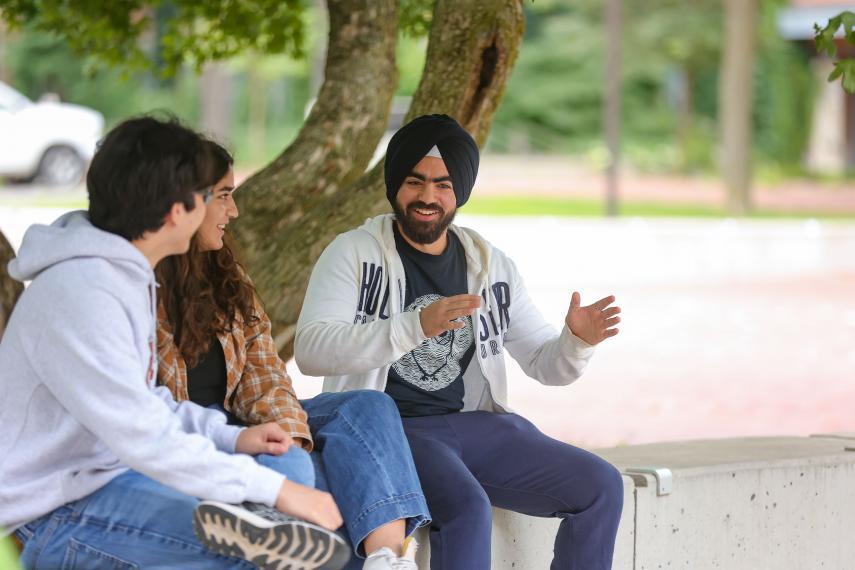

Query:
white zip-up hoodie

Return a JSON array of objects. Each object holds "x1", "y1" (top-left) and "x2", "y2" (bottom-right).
[{"x1": 295, "y1": 214, "x2": 596, "y2": 412}]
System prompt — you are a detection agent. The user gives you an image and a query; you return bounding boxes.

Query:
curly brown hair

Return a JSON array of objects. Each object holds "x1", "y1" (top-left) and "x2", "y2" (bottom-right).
[{"x1": 154, "y1": 142, "x2": 260, "y2": 368}]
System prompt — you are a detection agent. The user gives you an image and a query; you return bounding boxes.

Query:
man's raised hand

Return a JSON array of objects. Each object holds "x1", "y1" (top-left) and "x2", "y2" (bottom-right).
[
  {"x1": 419, "y1": 294, "x2": 482, "y2": 338},
  {"x1": 565, "y1": 292, "x2": 621, "y2": 345}
]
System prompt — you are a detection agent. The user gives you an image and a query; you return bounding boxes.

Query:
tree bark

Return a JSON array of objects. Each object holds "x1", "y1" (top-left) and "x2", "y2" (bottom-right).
[
  {"x1": 0, "y1": 230, "x2": 23, "y2": 340},
  {"x1": 230, "y1": 0, "x2": 399, "y2": 354},
  {"x1": 234, "y1": 0, "x2": 525, "y2": 360},
  {"x1": 720, "y1": 0, "x2": 757, "y2": 215},
  {"x1": 603, "y1": 0, "x2": 621, "y2": 217}
]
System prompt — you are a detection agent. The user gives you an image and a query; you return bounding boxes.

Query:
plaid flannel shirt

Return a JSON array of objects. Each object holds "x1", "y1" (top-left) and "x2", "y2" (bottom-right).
[{"x1": 156, "y1": 297, "x2": 313, "y2": 451}]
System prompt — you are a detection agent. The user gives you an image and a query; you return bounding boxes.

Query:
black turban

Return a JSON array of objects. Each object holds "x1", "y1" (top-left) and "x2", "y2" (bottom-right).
[{"x1": 384, "y1": 114, "x2": 480, "y2": 208}]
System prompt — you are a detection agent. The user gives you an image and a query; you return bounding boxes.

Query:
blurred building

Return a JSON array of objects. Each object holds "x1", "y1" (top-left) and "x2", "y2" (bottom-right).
[{"x1": 778, "y1": 0, "x2": 855, "y2": 174}]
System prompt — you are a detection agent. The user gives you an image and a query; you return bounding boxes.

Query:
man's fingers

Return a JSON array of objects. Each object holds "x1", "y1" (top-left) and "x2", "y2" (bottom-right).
[
  {"x1": 590, "y1": 295, "x2": 616, "y2": 311},
  {"x1": 438, "y1": 318, "x2": 467, "y2": 332},
  {"x1": 322, "y1": 513, "x2": 344, "y2": 531},
  {"x1": 420, "y1": 294, "x2": 481, "y2": 338},
  {"x1": 266, "y1": 442, "x2": 289, "y2": 455},
  {"x1": 603, "y1": 327, "x2": 619, "y2": 338},
  {"x1": 443, "y1": 309, "x2": 477, "y2": 323},
  {"x1": 441, "y1": 297, "x2": 482, "y2": 310},
  {"x1": 270, "y1": 433, "x2": 288, "y2": 444},
  {"x1": 445, "y1": 293, "x2": 482, "y2": 303},
  {"x1": 570, "y1": 291, "x2": 581, "y2": 309},
  {"x1": 318, "y1": 497, "x2": 344, "y2": 530},
  {"x1": 602, "y1": 306, "x2": 621, "y2": 318},
  {"x1": 604, "y1": 316, "x2": 621, "y2": 328},
  {"x1": 264, "y1": 426, "x2": 285, "y2": 439}
]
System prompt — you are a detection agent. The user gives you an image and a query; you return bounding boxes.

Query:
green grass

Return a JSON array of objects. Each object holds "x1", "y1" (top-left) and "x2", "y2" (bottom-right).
[
  {"x1": 25, "y1": 197, "x2": 88, "y2": 209},
  {"x1": 0, "y1": 194, "x2": 88, "y2": 209},
  {"x1": 464, "y1": 196, "x2": 855, "y2": 221}
]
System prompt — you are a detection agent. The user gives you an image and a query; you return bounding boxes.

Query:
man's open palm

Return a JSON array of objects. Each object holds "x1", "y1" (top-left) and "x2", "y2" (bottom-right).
[{"x1": 565, "y1": 292, "x2": 621, "y2": 345}]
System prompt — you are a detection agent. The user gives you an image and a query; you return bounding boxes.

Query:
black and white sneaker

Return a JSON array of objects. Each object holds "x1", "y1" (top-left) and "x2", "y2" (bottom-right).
[{"x1": 193, "y1": 501, "x2": 351, "y2": 570}]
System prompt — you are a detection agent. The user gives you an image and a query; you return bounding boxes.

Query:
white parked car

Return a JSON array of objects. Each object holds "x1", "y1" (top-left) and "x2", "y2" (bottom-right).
[{"x1": 0, "y1": 81, "x2": 104, "y2": 185}]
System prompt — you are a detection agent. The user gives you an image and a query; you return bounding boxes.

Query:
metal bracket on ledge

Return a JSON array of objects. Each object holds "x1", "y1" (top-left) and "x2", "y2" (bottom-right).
[
  {"x1": 624, "y1": 467, "x2": 674, "y2": 496},
  {"x1": 846, "y1": 446, "x2": 855, "y2": 453}
]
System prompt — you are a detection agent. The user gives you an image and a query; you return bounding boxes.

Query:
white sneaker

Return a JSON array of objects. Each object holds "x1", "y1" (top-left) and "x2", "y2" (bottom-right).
[
  {"x1": 362, "y1": 537, "x2": 418, "y2": 570},
  {"x1": 193, "y1": 500, "x2": 351, "y2": 570}
]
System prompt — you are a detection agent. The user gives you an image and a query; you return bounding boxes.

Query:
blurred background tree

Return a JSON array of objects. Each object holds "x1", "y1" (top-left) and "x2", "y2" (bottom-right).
[
  {"x1": 1, "y1": 0, "x2": 852, "y2": 353},
  {"x1": 0, "y1": 0, "x2": 525, "y2": 357},
  {"x1": 491, "y1": 0, "x2": 815, "y2": 176},
  {"x1": 0, "y1": 0, "x2": 823, "y2": 175}
]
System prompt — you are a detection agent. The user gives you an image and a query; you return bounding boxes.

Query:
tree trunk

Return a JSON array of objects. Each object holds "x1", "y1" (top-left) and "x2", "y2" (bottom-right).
[
  {"x1": 248, "y1": 63, "x2": 268, "y2": 160},
  {"x1": 233, "y1": 0, "x2": 525, "y2": 360},
  {"x1": 719, "y1": 0, "x2": 757, "y2": 215},
  {"x1": 230, "y1": 0, "x2": 399, "y2": 354},
  {"x1": 603, "y1": 0, "x2": 621, "y2": 217},
  {"x1": 677, "y1": 67, "x2": 693, "y2": 171},
  {"x1": 199, "y1": 63, "x2": 234, "y2": 143},
  {"x1": 0, "y1": 230, "x2": 23, "y2": 340}
]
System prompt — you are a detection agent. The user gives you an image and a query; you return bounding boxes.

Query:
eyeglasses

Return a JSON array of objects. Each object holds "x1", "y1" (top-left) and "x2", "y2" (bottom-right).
[{"x1": 196, "y1": 187, "x2": 214, "y2": 204}]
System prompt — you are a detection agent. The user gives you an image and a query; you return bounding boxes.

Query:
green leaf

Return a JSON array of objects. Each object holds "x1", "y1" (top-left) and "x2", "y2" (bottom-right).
[
  {"x1": 0, "y1": 0, "x2": 308, "y2": 77},
  {"x1": 399, "y1": 0, "x2": 435, "y2": 37},
  {"x1": 841, "y1": 60, "x2": 855, "y2": 93},
  {"x1": 814, "y1": 15, "x2": 841, "y2": 57},
  {"x1": 828, "y1": 64, "x2": 844, "y2": 82},
  {"x1": 841, "y1": 11, "x2": 855, "y2": 34},
  {"x1": 827, "y1": 60, "x2": 855, "y2": 93}
]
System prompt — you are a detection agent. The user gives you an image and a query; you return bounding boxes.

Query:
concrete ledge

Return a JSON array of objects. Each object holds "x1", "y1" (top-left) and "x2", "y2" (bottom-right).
[
  {"x1": 810, "y1": 431, "x2": 855, "y2": 441},
  {"x1": 412, "y1": 434, "x2": 855, "y2": 569},
  {"x1": 600, "y1": 436, "x2": 855, "y2": 569}
]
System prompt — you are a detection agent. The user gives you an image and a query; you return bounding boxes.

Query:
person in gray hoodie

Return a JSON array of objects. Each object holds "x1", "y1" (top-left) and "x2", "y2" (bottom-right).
[{"x1": 0, "y1": 116, "x2": 349, "y2": 569}]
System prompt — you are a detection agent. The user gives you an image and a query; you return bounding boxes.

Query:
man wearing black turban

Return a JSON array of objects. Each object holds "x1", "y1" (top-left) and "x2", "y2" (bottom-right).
[{"x1": 296, "y1": 114, "x2": 623, "y2": 569}]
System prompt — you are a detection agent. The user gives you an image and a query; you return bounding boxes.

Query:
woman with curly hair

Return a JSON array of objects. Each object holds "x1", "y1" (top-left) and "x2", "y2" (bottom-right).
[{"x1": 155, "y1": 141, "x2": 428, "y2": 570}]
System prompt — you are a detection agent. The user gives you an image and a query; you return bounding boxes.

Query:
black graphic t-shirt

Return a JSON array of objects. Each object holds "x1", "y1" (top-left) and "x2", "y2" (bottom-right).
[{"x1": 385, "y1": 224, "x2": 475, "y2": 417}]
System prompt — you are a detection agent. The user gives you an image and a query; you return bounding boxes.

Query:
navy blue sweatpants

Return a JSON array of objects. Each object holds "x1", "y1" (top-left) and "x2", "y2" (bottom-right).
[{"x1": 401, "y1": 411, "x2": 623, "y2": 570}]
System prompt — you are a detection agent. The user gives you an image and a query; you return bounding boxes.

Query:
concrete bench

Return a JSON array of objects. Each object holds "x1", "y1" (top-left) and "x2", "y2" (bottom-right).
[{"x1": 414, "y1": 433, "x2": 855, "y2": 569}]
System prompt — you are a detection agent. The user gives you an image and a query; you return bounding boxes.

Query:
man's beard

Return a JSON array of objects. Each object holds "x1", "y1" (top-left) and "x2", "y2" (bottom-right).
[{"x1": 393, "y1": 200, "x2": 456, "y2": 245}]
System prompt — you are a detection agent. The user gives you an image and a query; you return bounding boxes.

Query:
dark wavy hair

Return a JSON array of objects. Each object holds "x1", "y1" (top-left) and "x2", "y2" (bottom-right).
[
  {"x1": 88, "y1": 114, "x2": 215, "y2": 240},
  {"x1": 155, "y1": 141, "x2": 260, "y2": 368}
]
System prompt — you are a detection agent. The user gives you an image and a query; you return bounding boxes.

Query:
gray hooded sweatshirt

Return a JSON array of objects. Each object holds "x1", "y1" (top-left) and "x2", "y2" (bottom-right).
[{"x1": 0, "y1": 211, "x2": 284, "y2": 532}]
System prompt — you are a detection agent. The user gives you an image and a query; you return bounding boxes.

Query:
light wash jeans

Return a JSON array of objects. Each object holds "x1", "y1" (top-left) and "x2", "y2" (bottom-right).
[
  {"x1": 300, "y1": 391, "x2": 430, "y2": 566},
  {"x1": 16, "y1": 390, "x2": 429, "y2": 569}
]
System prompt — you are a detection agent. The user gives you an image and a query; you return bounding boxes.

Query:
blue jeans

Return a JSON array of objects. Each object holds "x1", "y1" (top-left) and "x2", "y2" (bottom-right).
[
  {"x1": 300, "y1": 391, "x2": 430, "y2": 565},
  {"x1": 16, "y1": 391, "x2": 428, "y2": 568},
  {"x1": 16, "y1": 470, "x2": 249, "y2": 569},
  {"x1": 216, "y1": 391, "x2": 431, "y2": 561},
  {"x1": 15, "y1": 447, "x2": 313, "y2": 570}
]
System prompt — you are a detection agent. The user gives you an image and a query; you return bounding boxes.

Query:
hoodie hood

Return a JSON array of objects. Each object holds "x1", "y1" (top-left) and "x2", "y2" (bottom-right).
[{"x1": 8, "y1": 210, "x2": 152, "y2": 284}]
